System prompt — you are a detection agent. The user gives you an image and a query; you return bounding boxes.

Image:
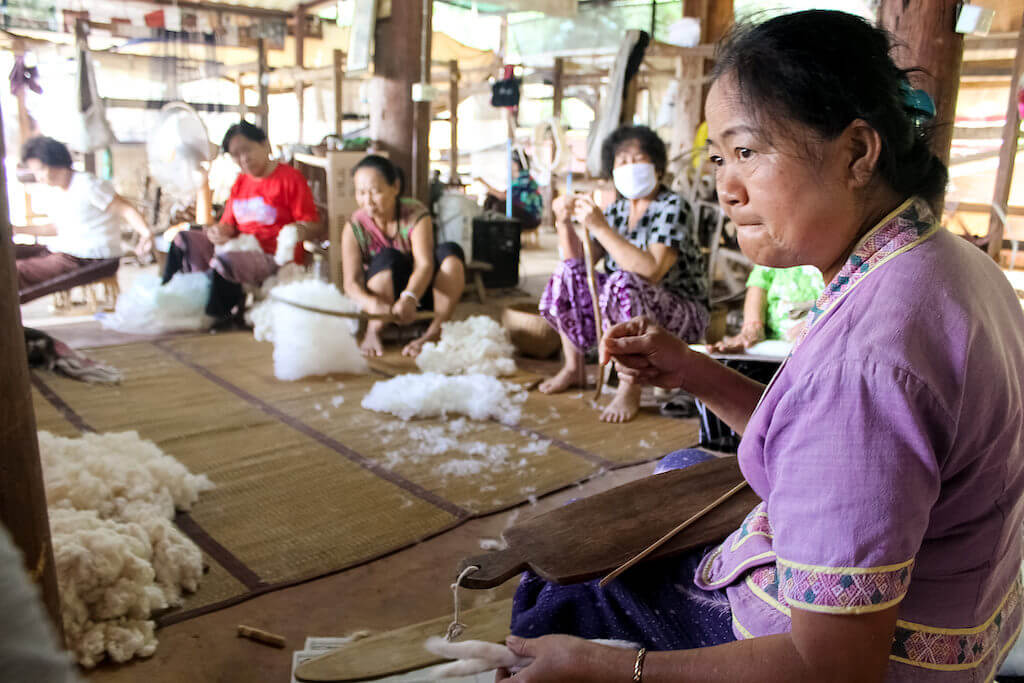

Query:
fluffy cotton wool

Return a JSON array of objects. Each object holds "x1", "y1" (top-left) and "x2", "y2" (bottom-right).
[
  {"x1": 101, "y1": 272, "x2": 211, "y2": 334},
  {"x1": 213, "y1": 232, "x2": 263, "y2": 254},
  {"x1": 38, "y1": 431, "x2": 213, "y2": 668},
  {"x1": 416, "y1": 316, "x2": 516, "y2": 376},
  {"x1": 248, "y1": 263, "x2": 311, "y2": 342},
  {"x1": 274, "y1": 224, "x2": 302, "y2": 265},
  {"x1": 262, "y1": 279, "x2": 368, "y2": 380},
  {"x1": 363, "y1": 373, "x2": 527, "y2": 424}
]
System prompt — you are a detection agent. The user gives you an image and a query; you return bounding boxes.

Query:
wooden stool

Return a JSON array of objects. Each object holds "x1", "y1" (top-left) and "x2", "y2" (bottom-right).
[
  {"x1": 465, "y1": 260, "x2": 493, "y2": 303},
  {"x1": 87, "y1": 276, "x2": 120, "y2": 312}
]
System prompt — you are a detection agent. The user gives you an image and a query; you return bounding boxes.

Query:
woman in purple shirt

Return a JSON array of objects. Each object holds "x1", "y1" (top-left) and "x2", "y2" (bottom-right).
[{"x1": 498, "y1": 11, "x2": 1024, "y2": 683}]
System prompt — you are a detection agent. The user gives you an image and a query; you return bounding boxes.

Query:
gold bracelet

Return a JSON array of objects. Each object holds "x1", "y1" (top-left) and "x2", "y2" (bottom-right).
[{"x1": 633, "y1": 647, "x2": 647, "y2": 682}]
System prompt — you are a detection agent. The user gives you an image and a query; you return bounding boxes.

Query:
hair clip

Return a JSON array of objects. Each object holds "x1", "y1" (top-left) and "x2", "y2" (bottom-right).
[{"x1": 899, "y1": 82, "x2": 936, "y2": 131}]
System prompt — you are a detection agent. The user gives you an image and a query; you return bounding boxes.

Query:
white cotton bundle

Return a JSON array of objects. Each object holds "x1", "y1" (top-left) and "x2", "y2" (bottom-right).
[
  {"x1": 265, "y1": 279, "x2": 368, "y2": 380},
  {"x1": 247, "y1": 263, "x2": 312, "y2": 342},
  {"x1": 274, "y1": 224, "x2": 301, "y2": 266},
  {"x1": 214, "y1": 232, "x2": 263, "y2": 254},
  {"x1": 362, "y1": 373, "x2": 527, "y2": 424},
  {"x1": 101, "y1": 272, "x2": 211, "y2": 334},
  {"x1": 416, "y1": 316, "x2": 517, "y2": 377},
  {"x1": 38, "y1": 431, "x2": 213, "y2": 668}
]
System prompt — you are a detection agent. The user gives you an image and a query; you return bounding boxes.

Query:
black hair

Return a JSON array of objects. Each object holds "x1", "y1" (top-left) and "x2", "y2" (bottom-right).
[
  {"x1": 352, "y1": 154, "x2": 405, "y2": 196},
  {"x1": 711, "y1": 10, "x2": 948, "y2": 205},
  {"x1": 21, "y1": 136, "x2": 72, "y2": 169},
  {"x1": 511, "y1": 149, "x2": 530, "y2": 173},
  {"x1": 221, "y1": 120, "x2": 268, "y2": 153},
  {"x1": 600, "y1": 125, "x2": 667, "y2": 179}
]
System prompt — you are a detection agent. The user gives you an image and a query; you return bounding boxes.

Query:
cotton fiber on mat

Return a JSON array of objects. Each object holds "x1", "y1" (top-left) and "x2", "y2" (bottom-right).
[
  {"x1": 260, "y1": 279, "x2": 368, "y2": 380},
  {"x1": 416, "y1": 315, "x2": 516, "y2": 376},
  {"x1": 362, "y1": 372, "x2": 527, "y2": 424},
  {"x1": 38, "y1": 430, "x2": 213, "y2": 668},
  {"x1": 100, "y1": 272, "x2": 211, "y2": 334}
]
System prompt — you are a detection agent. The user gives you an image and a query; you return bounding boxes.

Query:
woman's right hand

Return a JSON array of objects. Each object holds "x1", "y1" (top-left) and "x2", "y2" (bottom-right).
[
  {"x1": 552, "y1": 194, "x2": 575, "y2": 226},
  {"x1": 204, "y1": 224, "x2": 235, "y2": 246},
  {"x1": 363, "y1": 296, "x2": 393, "y2": 317},
  {"x1": 600, "y1": 317, "x2": 697, "y2": 390}
]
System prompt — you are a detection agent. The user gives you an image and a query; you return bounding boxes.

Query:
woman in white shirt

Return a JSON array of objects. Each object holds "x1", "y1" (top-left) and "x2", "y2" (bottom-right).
[{"x1": 13, "y1": 136, "x2": 153, "y2": 292}]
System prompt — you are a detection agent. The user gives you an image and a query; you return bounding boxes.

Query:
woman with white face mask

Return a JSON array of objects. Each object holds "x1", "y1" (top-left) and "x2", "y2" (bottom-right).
[{"x1": 539, "y1": 125, "x2": 708, "y2": 423}]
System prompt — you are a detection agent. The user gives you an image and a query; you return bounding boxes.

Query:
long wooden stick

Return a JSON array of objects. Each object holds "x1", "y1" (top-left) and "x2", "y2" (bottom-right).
[
  {"x1": 578, "y1": 228, "x2": 604, "y2": 400},
  {"x1": 599, "y1": 480, "x2": 749, "y2": 587},
  {"x1": 270, "y1": 295, "x2": 436, "y2": 322}
]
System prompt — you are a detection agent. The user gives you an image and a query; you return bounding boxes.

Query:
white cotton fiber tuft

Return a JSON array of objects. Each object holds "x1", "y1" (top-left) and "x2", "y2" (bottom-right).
[
  {"x1": 265, "y1": 279, "x2": 368, "y2": 380},
  {"x1": 416, "y1": 316, "x2": 516, "y2": 376},
  {"x1": 274, "y1": 224, "x2": 301, "y2": 266},
  {"x1": 214, "y1": 232, "x2": 263, "y2": 254},
  {"x1": 38, "y1": 430, "x2": 213, "y2": 668},
  {"x1": 247, "y1": 263, "x2": 312, "y2": 341},
  {"x1": 362, "y1": 373, "x2": 527, "y2": 424},
  {"x1": 101, "y1": 272, "x2": 211, "y2": 334}
]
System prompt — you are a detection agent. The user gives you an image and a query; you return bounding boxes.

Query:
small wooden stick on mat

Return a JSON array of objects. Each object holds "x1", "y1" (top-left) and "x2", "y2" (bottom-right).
[
  {"x1": 237, "y1": 624, "x2": 287, "y2": 648},
  {"x1": 599, "y1": 480, "x2": 750, "y2": 587},
  {"x1": 578, "y1": 227, "x2": 604, "y2": 400},
  {"x1": 270, "y1": 295, "x2": 436, "y2": 322}
]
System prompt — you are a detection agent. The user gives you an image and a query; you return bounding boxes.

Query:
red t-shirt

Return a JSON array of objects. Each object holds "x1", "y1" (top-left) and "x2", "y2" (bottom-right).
[{"x1": 220, "y1": 162, "x2": 318, "y2": 262}]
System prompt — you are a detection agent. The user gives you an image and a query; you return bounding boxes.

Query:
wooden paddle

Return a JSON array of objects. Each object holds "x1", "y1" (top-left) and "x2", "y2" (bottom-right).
[
  {"x1": 270, "y1": 295, "x2": 436, "y2": 322},
  {"x1": 294, "y1": 599, "x2": 513, "y2": 682},
  {"x1": 457, "y1": 456, "x2": 758, "y2": 589}
]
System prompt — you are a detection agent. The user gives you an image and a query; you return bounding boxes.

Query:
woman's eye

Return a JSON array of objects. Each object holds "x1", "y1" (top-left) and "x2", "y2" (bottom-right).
[
  {"x1": 708, "y1": 154, "x2": 723, "y2": 166},
  {"x1": 737, "y1": 147, "x2": 754, "y2": 159}
]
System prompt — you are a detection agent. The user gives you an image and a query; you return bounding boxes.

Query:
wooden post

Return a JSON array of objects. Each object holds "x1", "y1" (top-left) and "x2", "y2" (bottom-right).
[
  {"x1": 333, "y1": 49, "x2": 344, "y2": 136},
  {"x1": 0, "y1": 100, "x2": 63, "y2": 638},
  {"x1": 544, "y1": 57, "x2": 564, "y2": 228},
  {"x1": 879, "y1": 0, "x2": 964, "y2": 173},
  {"x1": 448, "y1": 59, "x2": 459, "y2": 184},
  {"x1": 986, "y1": 16, "x2": 1024, "y2": 262},
  {"x1": 371, "y1": 0, "x2": 432, "y2": 205},
  {"x1": 74, "y1": 20, "x2": 97, "y2": 174},
  {"x1": 256, "y1": 38, "x2": 269, "y2": 134},
  {"x1": 295, "y1": 5, "x2": 306, "y2": 142},
  {"x1": 552, "y1": 57, "x2": 564, "y2": 122}
]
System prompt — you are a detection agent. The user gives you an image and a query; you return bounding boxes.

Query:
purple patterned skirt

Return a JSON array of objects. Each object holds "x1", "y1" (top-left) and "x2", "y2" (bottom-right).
[
  {"x1": 539, "y1": 259, "x2": 708, "y2": 351},
  {"x1": 171, "y1": 230, "x2": 277, "y2": 285}
]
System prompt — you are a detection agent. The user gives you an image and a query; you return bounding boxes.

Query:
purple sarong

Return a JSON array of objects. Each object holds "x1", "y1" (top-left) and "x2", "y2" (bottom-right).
[
  {"x1": 171, "y1": 230, "x2": 277, "y2": 285},
  {"x1": 539, "y1": 259, "x2": 708, "y2": 351},
  {"x1": 510, "y1": 449, "x2": 737, "y2": 650}
]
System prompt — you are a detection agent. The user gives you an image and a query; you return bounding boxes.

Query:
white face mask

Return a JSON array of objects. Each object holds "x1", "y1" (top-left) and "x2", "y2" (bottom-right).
[{"x1": 612, "y1": 162, "x2": 658, "y2": 199}]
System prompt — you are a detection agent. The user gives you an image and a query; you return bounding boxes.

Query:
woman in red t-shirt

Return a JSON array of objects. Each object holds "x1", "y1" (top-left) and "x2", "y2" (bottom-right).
[{"x1": 161, "y1": 121, "x2": 321, "y2": 328}]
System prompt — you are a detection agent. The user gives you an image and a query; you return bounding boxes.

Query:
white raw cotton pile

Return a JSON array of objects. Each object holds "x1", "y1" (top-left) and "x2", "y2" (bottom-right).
[
  {"x1": 258, "y1": 279, "x2": 369, "y2": 380},
  {"x1": 100, "y1": 272, "x2": 211, "y2": 334},
  {"x1": 213, "y1": 232, "x2": 263, "y2": 254},
  {"x1": 247, "y1": 262, "x2": 310, "y2": 342},
  {"x1": 362, "y1": 373, "x2": 527, "y2": 425},
  {"x1": 38, "y1": 430, "x2": 213, "y2": 668},
  {"x1": 416, "y1": 315, "x2": 516, "y2": 376}
]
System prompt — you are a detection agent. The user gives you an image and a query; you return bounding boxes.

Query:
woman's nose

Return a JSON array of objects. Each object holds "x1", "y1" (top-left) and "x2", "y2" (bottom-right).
[{"x1": 716, "y1": 167, "x2": 747, "y2": 207}]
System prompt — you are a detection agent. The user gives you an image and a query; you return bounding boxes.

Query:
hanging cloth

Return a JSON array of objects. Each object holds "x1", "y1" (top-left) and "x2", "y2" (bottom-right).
[
  {"x1": 69, "y1": 36, "x2": 116, "y2": 153},
  {"x1": 585, "y1": 30, "x2": 649, "y2": 177}
]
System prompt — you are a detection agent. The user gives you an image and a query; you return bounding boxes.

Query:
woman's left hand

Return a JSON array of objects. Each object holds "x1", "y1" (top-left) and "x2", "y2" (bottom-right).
[
  {"x1": 571, "y1": 196, "x2": 608, "y2": 236},
  {"x1": 391, "y1": 295, "x2": 418, "y2": 325},
  {"x1": 495, "y1": 635, "x2": 629, "y2": 683}
]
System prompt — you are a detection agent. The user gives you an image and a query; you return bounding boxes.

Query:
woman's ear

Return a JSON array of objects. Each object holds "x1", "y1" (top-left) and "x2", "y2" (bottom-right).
[{"x1": 842, "y1": 119, "x2": 883, "y2": 190}]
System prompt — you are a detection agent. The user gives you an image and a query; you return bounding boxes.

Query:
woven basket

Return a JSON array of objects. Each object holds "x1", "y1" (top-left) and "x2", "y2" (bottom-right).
[{"x1": 502, "y1": 303, "x2": 560, "y2": 359}]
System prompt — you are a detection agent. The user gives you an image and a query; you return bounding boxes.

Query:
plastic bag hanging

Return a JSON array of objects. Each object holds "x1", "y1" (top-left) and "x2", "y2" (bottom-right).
[{"x1": 69, "y1": 35, "x2": 116, "y2": 153}]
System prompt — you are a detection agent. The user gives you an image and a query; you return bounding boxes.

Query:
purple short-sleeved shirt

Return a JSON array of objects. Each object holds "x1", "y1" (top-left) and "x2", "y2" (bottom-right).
[{"x1": 696, "y1": 198, "x2": 1024, "y2": 681}]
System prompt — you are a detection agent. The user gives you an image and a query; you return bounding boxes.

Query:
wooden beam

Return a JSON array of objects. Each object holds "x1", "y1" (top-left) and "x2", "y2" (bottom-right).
[
  {"x1": 449, "y1": 59, "x2": 459, "y2": 184},
  {"x1": 0, "y1": 100, "x2": 63, "y2": 638},
  {"x1": 256, "y1": 38, "x2": 268, "y2": 134},
  {"x1": 987, "y1": 15, "x2": 1024, "y2": 261},
  {"x1": 948, "y1": 202, "x2": 1024, "y2": 217},
  {"x1": 150, "y1": 0, "x2": 289, "y2": 19},
  {"x1": 101, "y1": 98, "x2": 255, "y2": 113},
  {"x1": 371, "y1": 0, "x2": 432, "y2": 205},
  {"x1": 879, "y1": 0, "x2": 964, "y2": 173},
  {"x1": 333, "y1": 49, "x2": 345, "y2": 136}
]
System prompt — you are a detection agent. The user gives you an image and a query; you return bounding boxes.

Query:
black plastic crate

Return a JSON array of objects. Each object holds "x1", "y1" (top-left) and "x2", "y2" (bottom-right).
[
  {"x1": 472, "y1": 215, "x2": 521, "y2": 288},
  {"x1": 696, "y1": 358, "x2": 782, "y2": 453}
]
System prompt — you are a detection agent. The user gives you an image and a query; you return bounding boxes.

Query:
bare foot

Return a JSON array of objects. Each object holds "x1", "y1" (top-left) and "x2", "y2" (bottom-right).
[
  {"x1": 538, "y1": 365, "x2": 584, "y2": 394},
  {"x1": 360, "y1": 330, "x2": 384, "y2": 357},
  {"x1": 401, "y1": 330, "x2": 440, "y2": 357},
  {"x1": 600, "y1": 382, "x2": 642, "y2": 423}
]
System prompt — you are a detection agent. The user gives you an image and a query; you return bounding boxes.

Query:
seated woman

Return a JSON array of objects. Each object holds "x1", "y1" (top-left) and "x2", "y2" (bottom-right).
[
  {"x1": 478, "y1": 150, "x2": 543, "y2": 231},
  {"x1": 539, "y1": 125, "x2": 708, "y2": 423},
  {"x1": 161, "y1": 121, "x2": 321, "y2": 328},
  {"x1": 498, "y1": 12, "x2": 1024, "y2": 683},
  {"x1": 14, "y1": 136, "x2": 154, "y2": 294},
  {"x1": 340, "y1": 155, "x2": 466, "y2": 357},
  {"x1": 711, "y1": 265, "x2": 824, "y2": 353}
]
